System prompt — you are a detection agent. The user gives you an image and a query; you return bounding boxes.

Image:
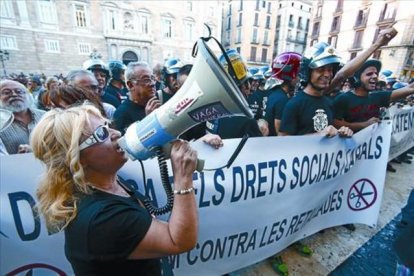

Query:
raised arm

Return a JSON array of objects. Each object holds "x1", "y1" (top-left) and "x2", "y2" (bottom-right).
[
  {"x1": 390, "y1": 82, "x2": 414, "y2": 102},
  {"x1": 325, "y1": 23, "x2": 398, "y2": 93}
]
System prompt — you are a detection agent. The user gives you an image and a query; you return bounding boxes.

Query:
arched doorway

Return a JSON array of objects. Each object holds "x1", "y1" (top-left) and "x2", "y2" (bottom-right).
[{"x1": 122, "y1": 51, "x2": 138, "y2": 65}]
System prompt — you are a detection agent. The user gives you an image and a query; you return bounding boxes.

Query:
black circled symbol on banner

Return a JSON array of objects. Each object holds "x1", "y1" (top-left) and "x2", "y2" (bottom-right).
[{"x1": 347, "y1": 178, "x2": 377, "y2": 211}]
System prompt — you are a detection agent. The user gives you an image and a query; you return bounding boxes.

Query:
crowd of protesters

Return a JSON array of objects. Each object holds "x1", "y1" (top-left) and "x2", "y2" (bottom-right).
[{"x1": 0, "y1": 22, "x2": 413, "y2": 275}]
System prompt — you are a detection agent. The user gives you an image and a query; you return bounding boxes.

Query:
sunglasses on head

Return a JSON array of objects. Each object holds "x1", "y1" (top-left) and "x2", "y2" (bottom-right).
[{"x1": 79, "y1": 123, "x2": 110, "y2": 151}]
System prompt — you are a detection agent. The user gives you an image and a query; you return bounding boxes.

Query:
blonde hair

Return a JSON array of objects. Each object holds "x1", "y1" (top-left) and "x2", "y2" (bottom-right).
[{"x1": 30, "y1": 104, "x2": 103, "y2": 231}]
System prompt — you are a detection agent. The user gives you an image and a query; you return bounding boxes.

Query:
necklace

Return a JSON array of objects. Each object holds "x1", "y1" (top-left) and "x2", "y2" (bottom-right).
[{"x1": 90, "y1": 178, "x2": 130, "y2": 197}]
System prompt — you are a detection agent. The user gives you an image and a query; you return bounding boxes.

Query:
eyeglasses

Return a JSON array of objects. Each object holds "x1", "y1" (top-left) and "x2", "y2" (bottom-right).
[
  {"x1": 0, "y1": 88, "x2": 26, "y2": 97},
  {"x1": 79, "y1": 124, "x2": 110, "y2": 151},
  {"x1": 130, "y1": 75, "x2": 156, "y2": 86}
]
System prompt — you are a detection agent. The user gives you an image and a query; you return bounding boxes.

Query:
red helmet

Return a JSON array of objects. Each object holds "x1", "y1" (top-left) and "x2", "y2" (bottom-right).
[{"x1": 271, "y1": 52, "x2": 302, "y2": 82}]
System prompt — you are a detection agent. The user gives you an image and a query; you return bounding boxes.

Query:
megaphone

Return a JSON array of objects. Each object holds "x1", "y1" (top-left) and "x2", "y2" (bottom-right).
[{"x1": 118, "y1": 39, "x2": 253, "y2": 163}]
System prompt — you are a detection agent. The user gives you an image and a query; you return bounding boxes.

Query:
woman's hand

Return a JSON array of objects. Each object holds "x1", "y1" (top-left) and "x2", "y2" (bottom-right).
[{"x1": 170, "y1": 140, "x2": 198, "y2": 179}]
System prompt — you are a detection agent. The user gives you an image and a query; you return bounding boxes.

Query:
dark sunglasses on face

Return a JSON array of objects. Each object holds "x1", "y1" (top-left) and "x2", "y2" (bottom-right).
[{"x1": 79, "y1": 123, "x2": 110, "y2": 151}]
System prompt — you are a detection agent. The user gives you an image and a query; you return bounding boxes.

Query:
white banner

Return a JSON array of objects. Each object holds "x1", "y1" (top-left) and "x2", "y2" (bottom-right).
[
  {"x1": 388, "y1": 105, "x2": 414, "y2": 161},
  {"x1": 0, "y1": 122, "x2": 392, "y2": 275}
]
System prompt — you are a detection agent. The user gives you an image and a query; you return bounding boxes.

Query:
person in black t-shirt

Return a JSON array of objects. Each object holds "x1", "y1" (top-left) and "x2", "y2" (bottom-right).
[
  {"x1": 157, "y1": 58, "x2": 183, "y2": 104},
  {"x1": 280, "y1": 23, "x2": 398, "y2": 137},
  {"x1": 113, "y1": 62, "x2": 161, "y2": 134},
  {"x1": 333, "y1": 59, "x2": 414, "y2": 132},
  {"x1": 105, "y1": 60, "x2": 128, "y2": 103},
  {"x1": 31, "y1": 104, "x2": 198, "y2": 276},
  {"x1": 207, "y1": 49, "x2": 264, "y2": 139},
  {"x1": 279, "y1": 42, "x2": 352, "y2": 137},
  {"x1": 83, "y1": 54, "x2": 121, "y2": 108},
  {"x1": 265, "y1": 52, "x2": 301, "y2": 136}
]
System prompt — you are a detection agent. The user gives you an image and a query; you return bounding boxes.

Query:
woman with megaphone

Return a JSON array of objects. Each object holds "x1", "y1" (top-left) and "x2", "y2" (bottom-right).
[{"x1": 30, "y1": 104, "x2": 199, "y2": 275}]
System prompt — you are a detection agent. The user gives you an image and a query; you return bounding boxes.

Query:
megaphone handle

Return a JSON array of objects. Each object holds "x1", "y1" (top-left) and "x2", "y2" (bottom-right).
[
  {"x1": 196, "y1": 158, "x2": 205, "y2": 172},
  {"x1": 162, "y1": 141, "x2": 204, "y2": 171}
]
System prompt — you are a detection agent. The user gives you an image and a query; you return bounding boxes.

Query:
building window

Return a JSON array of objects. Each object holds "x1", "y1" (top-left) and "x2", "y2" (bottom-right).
[
  {"x1": 250, "y1": 46, "x2": 257, "y2": 61},
  {"x1": 263, "y1": 30, "x2": 269, "y2": 45},
  {"x1": 298, "y1": 16, "x2": 302, "y2": 29},
  {"x1": 291, "y1": 2, "x2": 294, "y2": 7},
  {"x1": 226, "y1": 31, "x2": 231, "y2": 44},
  {"x1": 265, "y1": 15, "x2": 270, "y2": 29},
  {"x1": 75, "y1": 4, "x2": 88, "y2": 28},
  {"x1": 44, "y1": 39, "x2": 60, "y2": 53},
  {"x1": 227, "y1": 16, "x2": 231, "y2": 30},
  {"x1": 255, "y1": 0, "x2": 260, "y2": 10},
  {"x1": 331, "y1": 16, "x2": 340, "y2": 32},
  {"x1": 239, "y1": 0, "x2": 243, "y2": 11},
  {"x1": 327, "y1": 35, "x2": 338, "y2": 47},
  {"x1": 312, "y1": 22, "x2": 320, "y2": 36},
  {"x1": 353, "y1": 30, "x2": 364, "y2": 48},
  {"x1": 267, "y1": 2, "x2": 271, "y2": 13},
  {"x1": 209, "y1": 6, "x2": 215, "y2": 17},
  {"x1": 0, "y1": 35, "x2": 18, "y2": 50},
  {"x1": 254, "y1": 13, "x2": 259, "y2": 26},
  {"x1": 38, "y1": 0, "x2": 57, "y2": 25},
  {"x1": 186, "y1": 1, "x2": 192, "y2": 11},
  {"x1": 306, "y1": 19, "x2": 310, "y2": 30},
  {"x1": 288, "y1": 29, "x2": 292, "y2": 39},
  {"x1": 355, "y1": 9, "x2": 368, "y2": 27},
  {"x1": 228, "y1": 3, "x2": 232, "y2": 15},
  {"x1": 276, "y1": 15, "x2": 281, "y2": 28},
  {"x1": 316, "y1": 6, "x2": 322, "y2": 17},
  {"x1": 184, "y1": 20, "x2": 194, "y2": 41},
  {"x1": 289, "y1": 15, "x2": 294, "y2": 27},
  {"x1": 336, "y1": 0, "x2": 344, "y2": 12},
  {"x1": 124, "y1": 12, "x2": 134, "y2": 30},
  {"x1": 0, "y1": 1, "x2": 14, "y2": 18},
  {"x1": 262, "y1": 0, "x2": 266, "y2": 8},
  {"x1": 236, "y1": 47, "x2": 241, "y2": 53},
  {"x1": 107, "y1": 9, "x2": 117, "y2": 31},
  {"x1": 236, "y1": 28, "x2": 242, "y2": 43},
  {"x1": 296, "y1": 31, "x2": 300, "y2": 41},
  {"x1": 162, "y1": 18, "x2": 173, "y2": 38},
  {"x1": 139, "y1": 13, "x2": 149, "y2": 34},
  {"x1": 78, "y1": 42, "x2": 91, "y2": 55},
  {"x1": 252, "y1": 28, "x2": 258, "y2": 43},
  {"x1": 238, "y1": 13, "x2": 242, "y2": 26},
  {"x1": 380, "y1": 2, "x2": 397, "y2": 21}
]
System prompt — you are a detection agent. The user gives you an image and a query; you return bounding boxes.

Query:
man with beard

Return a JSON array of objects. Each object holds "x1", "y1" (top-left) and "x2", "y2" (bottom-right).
[
  {"x1": 333, "y1": 59, "x2": 414, "y2": 132},
  {"x1": 0, "y1": 80, "x2": 45, "y2": 154},
  {"x1": 157, "y1": 58, "x2": 183, "y2": 104},
  {"x1": 279, "y1": 23, "x2": 398, "y2": 137},
  {"x1": 113, "y1": 62, "x2": 160, "y2": 134}
]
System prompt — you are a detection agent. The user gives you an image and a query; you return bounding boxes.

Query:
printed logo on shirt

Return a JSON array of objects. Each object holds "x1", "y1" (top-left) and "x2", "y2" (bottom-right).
[{"x1": 313, "y1": 109, "x2": 328, "y2": 132}]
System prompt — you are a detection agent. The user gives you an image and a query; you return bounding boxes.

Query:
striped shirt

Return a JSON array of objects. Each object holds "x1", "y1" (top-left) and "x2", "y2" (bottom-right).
[{"x1": 0, "y1": 108, "x2": 45, "y2": 154}]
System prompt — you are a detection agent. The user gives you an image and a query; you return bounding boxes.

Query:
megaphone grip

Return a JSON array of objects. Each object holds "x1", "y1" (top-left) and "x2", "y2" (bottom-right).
[{"x1": 196, "y1": 158, "x2": 205, "y2": 172}]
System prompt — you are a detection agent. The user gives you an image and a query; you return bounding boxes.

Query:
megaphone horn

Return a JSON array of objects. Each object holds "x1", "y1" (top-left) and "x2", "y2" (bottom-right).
[{"x1": 118, "y1": 38, "x2": 253, "y2": 162}]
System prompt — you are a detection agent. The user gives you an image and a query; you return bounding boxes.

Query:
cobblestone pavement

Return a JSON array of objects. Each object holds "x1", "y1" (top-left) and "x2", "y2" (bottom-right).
[{"x1": 230, "y1": 160, "x2": 413, "y2": 276}]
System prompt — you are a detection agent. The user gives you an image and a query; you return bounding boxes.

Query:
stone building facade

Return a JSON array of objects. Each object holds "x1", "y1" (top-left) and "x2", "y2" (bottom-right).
[
  {"x1": 221, "y1": 0, "x2": 312, "y2": 67},
  {"x1": 309, "y1": 0, "x2": 414, "y2": 82},
  {"x1": 0, "y1": 0, "x2": 222, "y2": 76}
]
